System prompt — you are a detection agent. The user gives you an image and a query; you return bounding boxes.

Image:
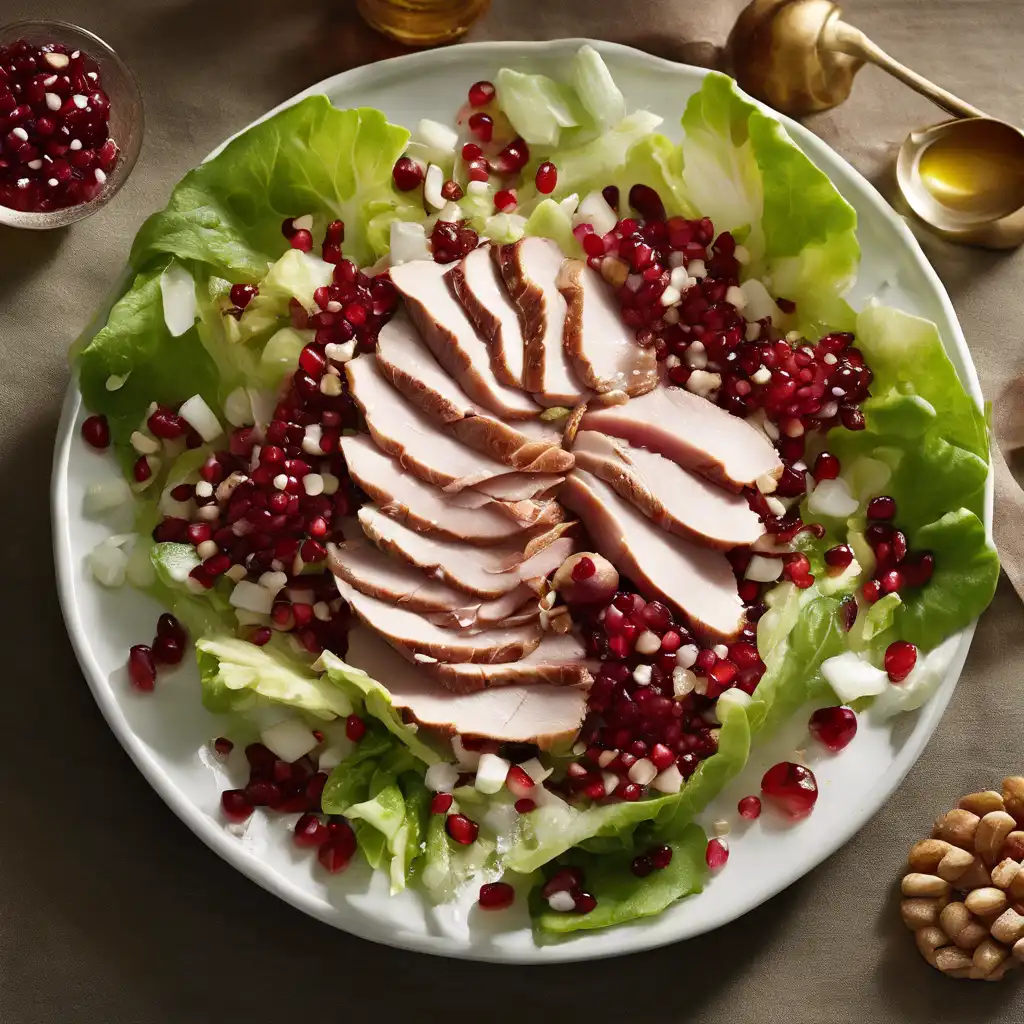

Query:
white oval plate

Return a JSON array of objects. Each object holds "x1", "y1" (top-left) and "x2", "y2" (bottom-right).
[{"x1": 53, "y1": 39, "x2": 989, "y2": 963}]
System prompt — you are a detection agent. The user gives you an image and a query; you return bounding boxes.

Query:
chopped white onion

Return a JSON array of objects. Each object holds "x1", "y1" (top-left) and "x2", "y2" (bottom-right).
[
  {"x1": 424, "y1": 761, "x2": 460, "y2": 793},
  {"x1": 228, "y1": 580, "x2": 275, "y2": 614},
  {"x1": 808, "y1": 477, "x2": 859, "y2": 519},
  {"x1": 651, "y1": 764, "x2": 683, "y2": 794},
  {"x1": 83, "y1": 477, "x2": 132, "y2": 518},
  {"x1": 88, "y1": 535, "x2": 132, "y2": 587},
  {"x1": 423, "y1": 163, "x2": 445, "y2": 210},
  {"x1": 745, "y1": 554, "x2": 784, "y2": 583},
  {"x1": 820, "y1": 651, "x2": 888, "y2": 702},
  {"x1": 474, "y1": 752, "x2": 511, "y2": 794},
  {"x1": 412, "y1": 118, "x2": 459, "y2": 161},
  {"x1": 389, "y1": 220, "x2": 431, "y2": 265},
  {"x1": 260, "y1": 718, "x2": 318, "y2": 763},
  {"x1": 159, "y1": 262, "x2": 197, "y2": 337},
  {"x1": 572, "y1": 190, "x2": 617, "y2": 236},
  {"x1": 178, "y1": 394, "x2": 223, "y2": 443}
]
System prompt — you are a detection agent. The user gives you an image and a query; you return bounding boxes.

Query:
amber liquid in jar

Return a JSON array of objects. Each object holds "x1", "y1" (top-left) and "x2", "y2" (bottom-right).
[{"x1": 356, "y1": 0, "x2": 490, "y2": 45}]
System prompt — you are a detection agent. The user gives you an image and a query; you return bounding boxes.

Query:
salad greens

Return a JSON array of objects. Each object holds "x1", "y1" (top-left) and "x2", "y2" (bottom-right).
[{"x1": 71, "y1": 46, "x2": 999, "y2": 941}]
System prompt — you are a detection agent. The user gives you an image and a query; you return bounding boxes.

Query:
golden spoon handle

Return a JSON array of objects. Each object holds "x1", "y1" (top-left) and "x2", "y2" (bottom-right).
[{"x1": 824, "y1": 18, "x2": 988, "y2": 120}]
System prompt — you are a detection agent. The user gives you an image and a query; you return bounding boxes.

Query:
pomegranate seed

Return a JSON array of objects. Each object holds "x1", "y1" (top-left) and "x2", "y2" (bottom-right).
[
  {"x1": 152, "y1": 633, "x2": 184, "y2": 665},
  {"x1": 127, "y1": 644, "x2": 156, "y2": 692},
  {"x1": 156, "y1": 613, "x2": 185, "y2": 643},
  {"x1": 535, "y1": 161, "x2": 557, "y2": 194},
  {"x1": 81, "y1": 414, "x2": 110, "y2": 449},
  {"x1": 441, "y1": 179, "x2": 463, "y2": 201},
  {"x1": 213, "y1": 737, "x2": 234, "y2": 756},
  {"x1": 461, "y1": 141, "x2": 482, "y2": 162},
  {"x1": 496, "y1": 137, "x2": 530, "y2": 174},
  {"x1": 867, "y1": 495, "x2": 896, "y2": 520},
  {"x1": 345, "y1": 714, "x2": 366, "y2": 742},
  {"x1": 514, "y1": 798, "x2": 536, "y2": 813},
  {"x1": 250, "y1": 626, "x2": 272, "y2": 646},
  {"x1": 879, "y1": 569, "x2": 903, "y2": 594},
  {"x1": 445, "y1": 813, "x2": 479, "y2": 845},
  {"x1": 293, "y1": 813, "x2": 330, "y2": 847},
  {"x1": 809, "y1": 706, "x2": 858, "y2": 751},
  {"x1": 738, "y1": 795, "x2": 762, "y2": 819},
  {"x1": 289, "y1": 229, "x2": 313, "y2": 252},
  {"x1": 760, "y1": 762, "x2": 818, "y2": 820},
  {"x1": 229, "y1": 283, "x2": 257, "y2": 309},
  {"x1": 430, "y1": 793, "x2": 454, "y2": 814},
  {"x1": 478, "y1": 881, "x2": 515, "y2": 910},
  {"x1": 220, "y1": 789, "x2": 253, "y2": 822},
  {"x1": 706, "y1": 837, "x2": 729, "y2": 870},
  {"x1": 824, "y1": 544, "x2": 854, "y2": 572},
  {"x1": 650, "y1": 844, "x2": 673, "y2": 869},
  {"x1": 884, "y1": 640, "x2": 917, "y2": 682},
  {"x1": 318, "y1": 822, "x2": 357, "y2": 872},
  {"x1": 391, "y1": 156, "x2": 423, "y2": 191},
  {"x1": 541, "y1": 867, "x2": 584, "y2": 898},
  {"x1": 468, "y1": 80, "x2": 496, "y2": 107},
  {"x1": 573, "y1": 892, "x2": 598, "y2": 914},
  {"x1": 132, "y1": 455, "x2": 153, "y2": 483},
  {"x1": 812, "y1": 452, "x2": 841, "y2": 481},
  {"x1": 631, "y1": 854, "x2": 654, "y2": 877},
  {"x1": 468, "y1": 112, "x2": 493, "y2": 142},
  {"x1": 862, "y1": 579, "x2": 882, "y2": 603},
  {"x1": 494, "y1": 188, "x2": 517, "y2": 212}
]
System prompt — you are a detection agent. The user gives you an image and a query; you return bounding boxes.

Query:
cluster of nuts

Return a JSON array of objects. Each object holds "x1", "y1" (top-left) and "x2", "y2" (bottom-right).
[{"x1": 902, "y1": 777, "x2": 1024, "y2": 981}]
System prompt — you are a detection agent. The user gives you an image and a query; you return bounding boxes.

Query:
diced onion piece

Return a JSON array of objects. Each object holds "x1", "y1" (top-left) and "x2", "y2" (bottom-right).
[
  {"x1": 573, "y1": 190, "x2": 618, "y2": 236},
  {"x1": 160, "y1": 262, "x2": 197, "y2": 337},
  {"x1": 424, "y1": 762, "x2": 460, "y2": 793},
  {"x1": 424, "y1": 163, "x2": 445, "y2": 210},
  {"x1": 83, "y1": 477, "x2": 132, "y2": 517},
  {"x1": 260, "y1": 718, "x2": 318, "y2": 763},
  {"x1": 178, "y1": 394, "x2": 223, "y2": 443},
  {"x1": 745, "y1": 554, "x2": 784, "y2": 583},
  {"x1": 412, "y1": 118, "x2": 459, "y2": 162},
  {"x1": 390, "y1": 220, "x2": 431, "y2": 266},
  {"x1": 474, "y1": 753, "x2": 511, "y2": 795},
  {"x1": 650, "y1": 764, "x2": 683, "y2": 794},
  {"x1": 88, "y1": 536, "x2": 131, "y2": 587},
  {"x1": 821, "y1": 651, "x2": 889, "y2": 702},
  {"x1": 229, "y1": 580, "x2": 275, "y2": 614},
  {"x1": 223, "y1": 387, "x2": 253, "y2": 427},
  {"x1": 808, "y1": 477, "x2": 859, "y2": 518},
  {"x1": 739, "y1": 279, "x2": 783, "y2": 322}
]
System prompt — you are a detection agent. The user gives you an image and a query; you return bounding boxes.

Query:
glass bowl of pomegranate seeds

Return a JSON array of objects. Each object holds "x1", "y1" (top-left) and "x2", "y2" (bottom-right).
[{"x1": 0, "y1": 20, "x2": 143, "y2": 229}]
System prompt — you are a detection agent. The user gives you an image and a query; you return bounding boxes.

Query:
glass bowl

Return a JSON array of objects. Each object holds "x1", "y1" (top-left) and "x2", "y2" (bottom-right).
[{"x1": 0, "y1": 20, "x2": 143, "y2": 230}]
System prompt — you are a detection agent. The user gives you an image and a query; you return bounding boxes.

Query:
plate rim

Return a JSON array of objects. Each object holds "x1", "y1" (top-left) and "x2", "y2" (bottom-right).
[{"x1": 52, "y1": 37, "x2": 987, "y2": 963}]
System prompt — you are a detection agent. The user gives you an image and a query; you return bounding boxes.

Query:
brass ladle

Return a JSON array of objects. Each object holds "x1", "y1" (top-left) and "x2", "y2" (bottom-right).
[{"x1": 728, "y1": 0, "x2": 1024, "y2": 248}]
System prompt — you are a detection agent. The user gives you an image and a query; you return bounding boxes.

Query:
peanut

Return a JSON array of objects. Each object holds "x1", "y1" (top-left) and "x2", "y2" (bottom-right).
[
  {"x1": 901, "y1": 898, "x2": 945, "y2": 930},
  {"x1": 940, "y1": 902, "x2": 972, "y2": 941},
  {"x1": 917, "y1": 925, "x2": 950, "y2": 960},
  {"x1": 1014, "y1": 936, "x2": 1024, "y2": 962},
  {"x1": 936, "y1": 946, "x2": 975, "y2": 973},
  {"x1": 965, "y1": 887, "x2": 1008, "y2": 918},
  {"x1": 959, "y1": 791, "x2": 1005, "y2": 817},
  {"x1": 909, "y1": 838, "x2": 953, "y2": 873},
  {"x1": 1002, "y1": 777, "x2": 1024, "y2": 825},
  {"x1": 976, "y1": 811, "x2": 1018, "y2": 865},
  {"x1": 1002, "y1": 830, "x2": 1024, "y2": 861},
  {"x1": 991, "y1": 907, "x2": 1024, "y2": 945},
  {"x1": 936, "y1": 846, "x2": 975, "y2": 882},
  {"x1": 973, "y1": 938, "x2": 1009, "y2": 977},
  {"x1": 956, "y1": 922, "x2": 990, "y2": 951},
  {"x1": 957, "y1": 858, "x2": 993, "y2": 891},
  {"x1": 990, "y1": 858, "x2": 1021, "y2": 891},
  {"x1": 902, "y1": 873, "x2": 951, "y2": 899},
  {"x1": 984, "y1": 958, "x2": 1017, "y2": 981},
  {"x1": 933, "y1": 808, "x2": 980, "y2": 850}
]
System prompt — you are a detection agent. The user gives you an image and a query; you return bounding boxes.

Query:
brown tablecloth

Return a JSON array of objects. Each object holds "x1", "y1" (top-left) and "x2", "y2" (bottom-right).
[{"x1": 3, "y1": 1, "x2": 1024, "y2": 1020}]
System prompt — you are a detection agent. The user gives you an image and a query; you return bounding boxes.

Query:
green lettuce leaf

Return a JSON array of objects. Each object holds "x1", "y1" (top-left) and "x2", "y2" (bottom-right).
[
  {"x1": 131, "y1": 98, "x2": 411, "y2": 277},
  {"x1": 680, "y1": 73, "x2": 859, "y2": 336},
  {"x1": 195, "y1": 634, "x2": 352, "y2": 719},
  {"x1": 75, "y1": 266, "x2": 221, "y2": 460},
  {"x1": 532, "y1": 823, "x2": 708, "y2": 935},
  {"x1": 895, "y1": 509, "x2": 999, "y2": 650}
]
